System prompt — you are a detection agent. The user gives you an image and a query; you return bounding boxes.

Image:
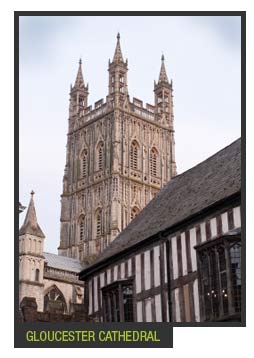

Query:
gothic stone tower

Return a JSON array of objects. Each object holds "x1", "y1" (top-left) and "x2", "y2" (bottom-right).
[{"x1": 58, "y1": 34, "x2": 177, "y2": 262}]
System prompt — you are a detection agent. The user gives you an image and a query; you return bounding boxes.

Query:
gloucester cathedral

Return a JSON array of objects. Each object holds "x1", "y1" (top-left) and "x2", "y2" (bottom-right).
[{"x1": 19, "y1": 34, "x2": 242, "y2": 322}]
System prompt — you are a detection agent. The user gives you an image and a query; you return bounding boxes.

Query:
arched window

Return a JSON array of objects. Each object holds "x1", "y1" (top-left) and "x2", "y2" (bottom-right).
[
  {"x1": 79, "y1": 215, "x2": 85, "y2": 241},
  {"x1": 81, "y1": 149, "x2": 88, "y2": 178},
  {"x1": 43, "y1": 286, "x2": 67, "y2": 313},
  {"x1": 97, "y1": 142, "x2": 104, "y2": 171},
  {"x1": 35, "y1": 269, "x2": 40, "y2": 282},
  {"x1": 150, "y1": 147, "x2": 159, "y2": 177},
  {"x1": 95, "y1": 209, "x2": 102, "y2": 237},
  {"x1": 131, "y1": 207, "x2": 139, "y2": 220},
  {"x1": 130, "y1": 141, "x2": 139, "y2": 170}
]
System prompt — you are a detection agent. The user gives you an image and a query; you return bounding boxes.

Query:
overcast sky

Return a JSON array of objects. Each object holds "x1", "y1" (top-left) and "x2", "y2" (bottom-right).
[{"x1": 19, "y1": 15, "x2": 241, "y2": 254}]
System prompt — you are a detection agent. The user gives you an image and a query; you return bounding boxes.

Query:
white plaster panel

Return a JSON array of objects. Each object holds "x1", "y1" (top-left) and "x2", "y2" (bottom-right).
[
  {"x1": 193, "y1": 279, "x2": 200, "y2": 322},
  {"x1": 120, "y1": 262, "x2": 125, "y2": 279},
  {"x1": 155, "y1": 294, "x2": 162, "y2": 322},
  {"x1": 164, "y1": 243, "x2": 167, "y2": 283},
  {"x1": 153, "y1": 246, "x2": 160, "y2": 287},
  {"x1": 88, "y1": 280, "x2": 92, "y2": 314},
  {"x1": 114, "y1": 265, "x2": 118, "y2": 281},
  {"x1": 200, "y1": 222, "x2": 206, "y2": 242},
  {"x1": 221, "y1": 212, "x2": 229, "y2": 233},
  {"x1": 233, "y1": 206, "x2": 241, "y2": 228},
  {"x1": 171, "y1": 237, "x2": 178, "y2": 279},
  {"x1": 174, "y1": 288, "x2": 181, "y2": 322},
  {"x1": 100, "y1": 272, "x2": 105, "y2": 288},
  {"x1": 128, "y1": 258, "x2": 132, "y2": 277},
  {"x1": 94, "y1": 276, "x2": 98, "y2": 312},
  {"x1": 137, "y1": 301, "x2": 143, "y2": 322},
  {"x1": 135, "y1": 254, "x2": 141, "y2": 293},
  {"x1": 210, "y1": 218, "x2": 217, "y2": 238},
  {"x1": 181, "y1": 232, "x2": 187, "y2": 275},
  {"x1": 145, "y1": 298, "x2": 152, "y2": 322},
  {"x1": 189, "y1": 228, "x2": 197, "y2": 271},
  {"x1": 107, "y1": 269, "x2": 111, "y2": 284},
  {"x1": 144, "y1": 250, "x2": 151, "y2": 290}
]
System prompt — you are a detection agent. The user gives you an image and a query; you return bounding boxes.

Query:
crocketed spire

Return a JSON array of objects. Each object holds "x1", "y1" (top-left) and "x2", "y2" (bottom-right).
[
  {"x1": 74, "y1": 58, "x2": 85, "y2": 88},
  {"x1": 19, "y1": 191, "x2": 45, "y2": 238},
  {"x1": 112, "y1": 33, "x2": 124, "y2": 63},
  {"x1": 158, "y1": 54, "x2": 169, "y2": 83}
]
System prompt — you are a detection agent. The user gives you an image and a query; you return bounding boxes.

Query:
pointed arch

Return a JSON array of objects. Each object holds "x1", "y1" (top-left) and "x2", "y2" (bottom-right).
[
  {"x1": 95, "y1": 208, "x2": 102, "y2": 238},
  {"x1": 130, "y1": 140, "x2": 140, "y2": 170},
  {"x1": 80, "y1": 148, "x2": 88, "y2": 178},
  {"x1": 79, "y1": 214, "x2": 86, "y2": 242},
  {"x1": 43, "y1": 285, "x2": 67, "y2": 313},
  {"x1": 150, "y1": 147, "x2": 159, "y2": 177},
  {"x1": 96, "y1": 141, "x2": 104, "y2": 171}
]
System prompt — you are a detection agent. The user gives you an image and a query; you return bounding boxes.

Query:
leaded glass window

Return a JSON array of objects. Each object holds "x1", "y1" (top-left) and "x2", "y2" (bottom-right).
[
  {"x1": 102, "y1": 281, "x2": 134, "y2": 322},
  {"x1": 196, "y1": 235, "x2": 241, "y2": 321}
]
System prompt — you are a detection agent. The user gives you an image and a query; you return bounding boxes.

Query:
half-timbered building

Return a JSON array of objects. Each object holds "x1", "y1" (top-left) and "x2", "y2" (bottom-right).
[{"x1": 79, "y1": 138, "x2": 242, "y2": 323}]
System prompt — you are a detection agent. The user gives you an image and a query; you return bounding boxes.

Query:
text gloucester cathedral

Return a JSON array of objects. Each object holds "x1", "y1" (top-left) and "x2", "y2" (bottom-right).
[{"x1": 19, "y1": 34, "x2": 242, "y2": 323}]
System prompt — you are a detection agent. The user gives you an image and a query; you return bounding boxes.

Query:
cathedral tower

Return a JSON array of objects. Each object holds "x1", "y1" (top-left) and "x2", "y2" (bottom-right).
[
  {"x1": 58, "y1": 34, "x2": 177, "y2": 262},
  {"x1": 19, "y1": 191, "x2": 45, "y2": 311}
]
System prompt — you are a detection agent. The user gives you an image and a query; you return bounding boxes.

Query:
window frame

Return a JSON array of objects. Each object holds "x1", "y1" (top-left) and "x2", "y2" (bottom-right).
[
  {"x1": 195, "y1": 233, "x2": 241, "y2": 322},
  {"x1": 79, "y1": 215, "x2": 86, "y2": 242},
  {"x1": 130, "y1": 140, "x2": 139, "y2": 170},
  {"x1": 97, "y1": 142, "x2": 104, "y2": 171},
  {"x1": 95, "y1": 209, "x2": 102, "y2": 238},
  {"x1": 81, "y1": 149, "x2": 88, "y2": 178},
  {"x1": 102, "y1": 279, "x2": 135, "y2": 322},
  {"x1": 150, "y1": 147, "x2": 159, "y2": 177},
  {"x1": 35, "y1": 268, "x2": 40, "y2": 282}
]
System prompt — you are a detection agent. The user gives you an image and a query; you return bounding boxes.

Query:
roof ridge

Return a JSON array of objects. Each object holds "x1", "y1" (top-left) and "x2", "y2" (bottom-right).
[{"x1": 44, "y1": 252, "x2": 81, "y2": 261}]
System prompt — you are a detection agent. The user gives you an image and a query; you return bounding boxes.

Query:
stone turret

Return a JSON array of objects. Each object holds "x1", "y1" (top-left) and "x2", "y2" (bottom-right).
[
  {"x1": 69, "y1": 59, "x2": 89, "y2": 117},
  {"x1": 107, "y1": 33, "x2": 129, "y2": 106},
  {"x1": 19, "y1": 191, "x2": 45, "y2": 311},
  {"x1": 154, "y1": 55, "x2": 177, "y2": 176}
]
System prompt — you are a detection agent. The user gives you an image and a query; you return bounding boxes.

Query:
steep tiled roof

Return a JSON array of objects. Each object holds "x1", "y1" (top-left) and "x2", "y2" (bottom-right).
[
  {"x1": 83, "y1": 138, "x2": 241, "y2": 272},
  {"x1": 44, "y1": 252, "x2": 85, "y2": 273}
]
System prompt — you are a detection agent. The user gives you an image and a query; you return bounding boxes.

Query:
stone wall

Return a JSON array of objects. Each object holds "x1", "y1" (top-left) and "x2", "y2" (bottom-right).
[{"x1": 19, "y1": 297, "x2": 89, "y2": 322}]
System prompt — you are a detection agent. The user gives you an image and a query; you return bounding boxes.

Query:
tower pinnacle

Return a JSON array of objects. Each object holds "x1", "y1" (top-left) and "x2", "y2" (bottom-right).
[
  {"x1": 74, "y1": 58, "x2": 85, "y2": 88},
  {"x1": 158, "y1": 54, "x2": 169, "y2": 83},
  {"x1": 19, "y1": 192, "x2": 45, "y2": 238},
  {"x1": 112, "y1": 32, "x2": 124, "y2": 63}
]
